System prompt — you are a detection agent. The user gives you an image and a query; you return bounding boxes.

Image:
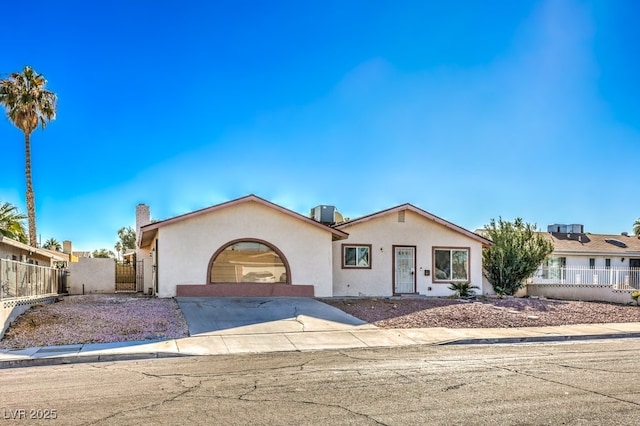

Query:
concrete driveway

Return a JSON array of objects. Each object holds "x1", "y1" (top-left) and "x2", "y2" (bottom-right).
[{"x1": 176, "y1": 297, "x2": 376, "y2": 336}]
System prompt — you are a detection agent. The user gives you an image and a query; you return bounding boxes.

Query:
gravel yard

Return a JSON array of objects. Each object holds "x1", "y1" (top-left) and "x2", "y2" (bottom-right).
[
  {"x1": 322, "y1": 297, "x2": 640, "y2": 329},
  {"x1": 0, "y1": 295, "x2": 189, "y2": 350},
  {"x1": 2, "y1": 294, "x2": 640, "y2": 350}
]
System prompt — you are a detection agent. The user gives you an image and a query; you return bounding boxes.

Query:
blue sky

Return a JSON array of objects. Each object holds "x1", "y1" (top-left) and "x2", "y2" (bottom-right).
[{"x1": 0, "y1": 0, "x2": 638, "y2": 252}]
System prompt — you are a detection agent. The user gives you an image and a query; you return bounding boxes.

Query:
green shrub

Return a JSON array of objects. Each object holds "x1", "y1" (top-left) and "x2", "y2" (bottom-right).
[
  {"x1": 631, "y1": 291, "x2": 640, "y2": 306},
  {"x1": 448, "y1": 282, "x2": 479, "y2": 299}
]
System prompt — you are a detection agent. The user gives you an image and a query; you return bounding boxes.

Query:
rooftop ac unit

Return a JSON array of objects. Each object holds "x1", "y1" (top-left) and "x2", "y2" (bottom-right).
[{"x1": 310, "y1": 205, "x2": 336, "y2": 225}]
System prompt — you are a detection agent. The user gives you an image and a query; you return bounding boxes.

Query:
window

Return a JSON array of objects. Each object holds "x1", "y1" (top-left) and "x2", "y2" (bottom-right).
[
  {"x1": 589, "y1": 258, "x2": 595, "y2": 269},
  {"x1": 542, "y1": 256, "x2": 566, "y2": 279},
  {"x1": 434, "y1": 248, "x2": 469, "y2": 282},
  {"x1": 342, "y1": 244, "x2": 371, "y2": 268},
  {"x1": 605, "y1": 258, "x2": 611, "y2": 269},
  {"x1": 210, "y1": 240, "x2": 288, "y2": 284}
]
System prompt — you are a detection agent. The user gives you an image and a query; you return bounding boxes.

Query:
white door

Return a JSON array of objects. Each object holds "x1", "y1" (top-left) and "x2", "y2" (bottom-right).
[{"x1": 394, "y1": 246, "x2": 415, "y2": 294}]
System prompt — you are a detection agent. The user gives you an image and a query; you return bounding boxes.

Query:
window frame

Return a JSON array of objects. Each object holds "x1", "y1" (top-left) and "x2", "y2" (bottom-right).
[
  {"x1": 208, "y1": 238, "x2": 291, "y2": 284},
  {"x1": 432, "y1": 247, "x2": 470, "y2": 283},
  {"x1": 341, "y1": 244, "x2": 372, "y2": 269}
]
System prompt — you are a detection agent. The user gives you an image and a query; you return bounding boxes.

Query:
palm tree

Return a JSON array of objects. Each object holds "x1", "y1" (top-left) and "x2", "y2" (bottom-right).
[
  {"x1": 0, "y1": 66, "x2": 57, "y2": 247},
  {"x1": 634, "y1": 219, "x2": 640, "y2": 237},
  {"x1": 43, "y1": 237, "x2": 62, "y2": 251},
  {"x1": 0, "y1": 201, "x2": 28, "y2": 243}
]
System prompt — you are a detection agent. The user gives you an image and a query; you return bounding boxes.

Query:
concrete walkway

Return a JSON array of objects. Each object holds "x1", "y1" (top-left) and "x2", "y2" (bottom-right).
[{"x1": 2, "y1": 321, "x2": 640, "y2": 369}]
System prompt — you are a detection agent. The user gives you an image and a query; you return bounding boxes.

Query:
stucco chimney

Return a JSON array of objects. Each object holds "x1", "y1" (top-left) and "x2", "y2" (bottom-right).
[
  {"x1": 136, "y1": 204, "x2": 151, "y2": 238},
  {"x1": 62, "y1": 240, "x2": 72, "y2": 254}
]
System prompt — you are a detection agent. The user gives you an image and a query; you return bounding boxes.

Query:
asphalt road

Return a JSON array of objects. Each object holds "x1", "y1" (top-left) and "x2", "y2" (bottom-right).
[{"x1": 2, "y1": 339, "x2": 640, "y2": 425}]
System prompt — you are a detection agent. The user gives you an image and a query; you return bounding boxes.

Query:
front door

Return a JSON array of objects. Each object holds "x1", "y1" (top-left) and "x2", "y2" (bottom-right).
[{"x1": 394, "y1": 246, "x2": 416, "y2": 294}]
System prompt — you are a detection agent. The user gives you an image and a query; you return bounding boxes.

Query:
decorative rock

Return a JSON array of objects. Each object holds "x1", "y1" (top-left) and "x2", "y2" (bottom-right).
[
  {"x1": 507, "y1": 310, "x2": 520, "y2": 314},
  {"x1": 492, "y1": 306, "x2": 504, "y2": 311},
  {"x1": 527, "y1": 315, "x2": 539, "y2": 320}
]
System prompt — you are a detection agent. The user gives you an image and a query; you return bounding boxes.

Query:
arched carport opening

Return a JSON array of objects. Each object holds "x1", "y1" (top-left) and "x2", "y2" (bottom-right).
[{"x1": 208, "y1": 238, "x2": 291, "y2": 285}]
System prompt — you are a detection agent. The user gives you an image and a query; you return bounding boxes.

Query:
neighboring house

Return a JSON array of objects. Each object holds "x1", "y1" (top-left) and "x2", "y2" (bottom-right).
[
  {"x1": 0, "y1": 235, "x2": 69, "y2": 267},
  {"x1": 332, "y1": 204, "x2": 491, "y2": 297},
  {"x1": 137, "y1": 194, "x2": 491, "y2": 298},
  {"x1": 122, "y1": 249, "x2": 136, "y2": 264},
  {"x1": 72, "y1": 251, "x2": 92, "y2": 260},
  {"x1": 529, "y1": 224, "x2": 640, "y2": 287}
]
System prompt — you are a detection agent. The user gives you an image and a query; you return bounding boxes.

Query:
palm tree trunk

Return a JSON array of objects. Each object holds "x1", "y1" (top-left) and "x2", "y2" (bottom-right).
[{"x1": 25, "y1": 131, "x2": 37, "y2": 247}]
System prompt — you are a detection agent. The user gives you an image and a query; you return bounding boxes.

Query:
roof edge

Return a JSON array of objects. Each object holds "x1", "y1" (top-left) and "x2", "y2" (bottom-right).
[
  {"x1": 138, "y1": 194, "x2": 349, "y2": 246},
  {"x1": 335, "y1": 203, "x2": 492, "y2": 247}
]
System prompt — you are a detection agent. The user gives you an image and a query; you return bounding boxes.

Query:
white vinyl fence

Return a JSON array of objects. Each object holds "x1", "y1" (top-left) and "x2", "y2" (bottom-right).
[
  {"x1": 526, "y1": 266, "x2": 640, "y2": 304},
  {"x1": 528, "y1": 266, "x2": 640, "y2": 290}
]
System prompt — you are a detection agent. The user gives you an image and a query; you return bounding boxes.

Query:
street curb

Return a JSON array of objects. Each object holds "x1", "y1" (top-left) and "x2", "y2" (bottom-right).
[
  {"x1": 2, "y1": 331, "x2": 640, "y2": 369},
  {"x1": 443, "y1": 332, "x2": 640, "y2": 345},
  {"x1": 0, "y1": 352, "x2": 185, "y2": 369}
]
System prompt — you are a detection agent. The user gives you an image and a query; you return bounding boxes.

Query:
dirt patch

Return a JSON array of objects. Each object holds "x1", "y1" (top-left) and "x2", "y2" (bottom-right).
[
  {"x1": 322, "y1": 297, "x2": 640, "y2": 329},
  {"x1": 0, "y1": 294, "x2": 189, "y2": 350}
]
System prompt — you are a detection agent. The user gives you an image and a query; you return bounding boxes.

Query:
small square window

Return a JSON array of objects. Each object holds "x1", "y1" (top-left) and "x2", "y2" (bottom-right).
[
  {"x1": 589, "y1": 258, "x2": 595, "y2": 269},
  {"x1": 342, "y1": 244, "x2": 371, "y2": 269}
]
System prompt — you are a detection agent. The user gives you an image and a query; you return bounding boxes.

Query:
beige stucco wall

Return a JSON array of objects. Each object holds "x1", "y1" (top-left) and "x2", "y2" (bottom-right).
[
  {"x1": 153, "y1": 201, "x2": 335, "y2": 298},
  {"x1": 332, "y1": 210, "x2": 486, "y2": 297},
  {"x1": 67, "y1": 258, "x2": 115, "y2": 294}
]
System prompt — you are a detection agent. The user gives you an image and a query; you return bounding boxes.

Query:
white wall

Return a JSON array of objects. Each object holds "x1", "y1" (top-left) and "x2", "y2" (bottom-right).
[
  {"x1": 332, "y1": 210, "x2": 485, "y2": 297},
  {"x1": 559, "y1": 255, "x2": 628, "y2": 269},
  {"x1": 527, "y1": 284, "x2": 635, "y2": 304},
  {"x1": 67, "y1": 258, "x2": 115, "y2": 294},
  {"x1": 0, "y1": 296, "x2": 57, "y2": 339},
  {"x1": 155, "y1": 202, "x2": 335, "y2": 298}
]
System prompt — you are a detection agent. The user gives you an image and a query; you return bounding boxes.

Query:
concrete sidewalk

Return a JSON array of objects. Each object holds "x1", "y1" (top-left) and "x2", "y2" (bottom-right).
[{"x1": 2, "y1": 322, "x2": 640, "y2": 369}]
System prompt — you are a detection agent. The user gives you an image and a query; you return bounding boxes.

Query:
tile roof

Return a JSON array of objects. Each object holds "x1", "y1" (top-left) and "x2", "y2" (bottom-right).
[{"x1": 541, "y1": 232, "x2": 640, "y2": 255}]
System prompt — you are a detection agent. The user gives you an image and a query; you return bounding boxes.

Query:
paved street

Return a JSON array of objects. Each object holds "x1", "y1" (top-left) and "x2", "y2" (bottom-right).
[{"x1": 2, "y1": 339, "x2": 640, "y2": 425}]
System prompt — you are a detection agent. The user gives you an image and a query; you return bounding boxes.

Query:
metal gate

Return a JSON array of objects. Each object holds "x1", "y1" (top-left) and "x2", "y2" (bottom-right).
[{"x1": 115, "y1": 262, "x2": 137, "y2": 292}]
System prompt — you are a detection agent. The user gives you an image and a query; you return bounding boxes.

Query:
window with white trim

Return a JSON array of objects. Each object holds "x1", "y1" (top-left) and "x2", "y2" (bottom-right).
[
  {"x1": 342, "y1": 245, "x2": 371, "y2": 268},
  {"x1": 434, "y1": 248, "x2": 469, "y2": 281}
]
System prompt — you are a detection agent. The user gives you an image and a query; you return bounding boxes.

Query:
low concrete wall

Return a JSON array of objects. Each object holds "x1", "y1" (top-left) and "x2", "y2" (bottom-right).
[
  {"x1": 1, "y1": 295, "x2": 57, "y2": 339},
  {"x1": 67, "y1": 258, "x2": 115, "y2": 295},
  {"x1": 527, "y1": 284, "x2": 635, "y2": 305}
]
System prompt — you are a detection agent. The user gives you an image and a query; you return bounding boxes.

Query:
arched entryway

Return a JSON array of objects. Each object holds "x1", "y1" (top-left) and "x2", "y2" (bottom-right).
[{"x1": 208, "y1": 239, "x2": 291, "y2": 285}]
